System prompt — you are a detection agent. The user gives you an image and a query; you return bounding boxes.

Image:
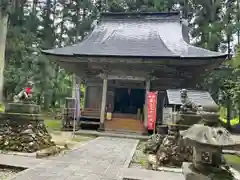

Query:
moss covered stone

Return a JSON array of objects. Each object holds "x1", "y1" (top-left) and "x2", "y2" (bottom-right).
[{"x1": 0, "y1": 103, "x2": 55, "y2": 153}]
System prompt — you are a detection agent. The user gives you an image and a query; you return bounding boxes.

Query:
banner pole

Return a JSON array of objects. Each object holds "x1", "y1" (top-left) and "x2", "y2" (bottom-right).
[
  {"x1": 153, "y1": 91, "x2": 158, "y2": 134},
  {"x1": 73, "y1": 97, "x2": 76, "y2": 138}
]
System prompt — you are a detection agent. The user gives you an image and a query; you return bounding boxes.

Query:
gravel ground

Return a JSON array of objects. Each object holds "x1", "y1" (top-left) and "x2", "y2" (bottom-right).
[{"x1": 0, "y1": 169, "x2": 21, "y2": 180}]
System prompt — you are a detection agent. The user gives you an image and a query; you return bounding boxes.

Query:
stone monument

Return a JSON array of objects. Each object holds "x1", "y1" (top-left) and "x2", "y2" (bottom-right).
[
  {"x1": 181, "y1": 103, "x2": 238, "y2": 180},
  {"x1": 0, "y1": 85, "x2": 55, "y2": 153}
]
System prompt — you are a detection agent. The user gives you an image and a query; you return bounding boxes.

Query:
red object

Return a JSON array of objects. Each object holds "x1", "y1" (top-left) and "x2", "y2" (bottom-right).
[
  {"x1": 25, "y1": 87, "x2": 32, "y2": 95},
  {"x1": 147, "y1": 91, "x2": 158, "y2": 130}
]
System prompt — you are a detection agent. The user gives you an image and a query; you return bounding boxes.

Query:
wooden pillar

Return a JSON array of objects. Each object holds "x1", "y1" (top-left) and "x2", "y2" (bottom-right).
[
  {"x1": 144, "y1": 79, "x2": 150, "y2": 132},
  {"x1": 99, "y1": 76, "x2": 108, "y2": 131},
  {"x1": 83, "y1": 85, "x2": 87, "y2": 108}
]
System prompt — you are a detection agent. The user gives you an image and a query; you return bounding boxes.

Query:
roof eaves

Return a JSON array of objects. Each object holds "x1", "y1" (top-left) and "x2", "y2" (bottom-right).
[
  {"x1": 72, "y1": 53, "x2": 180, "y2": 59},
  {"x1": 41, "y1": 49, "x2": 74, "y2": 57},
  {"x1": 181, "y1": 54, "x2": 228, "y2": 60},
  {"x1": 72, "y1": 53, "x2": 228, "y2": 60}
]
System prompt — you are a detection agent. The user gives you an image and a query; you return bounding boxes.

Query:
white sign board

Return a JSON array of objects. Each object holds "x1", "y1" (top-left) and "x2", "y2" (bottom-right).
[{"x1": 162, "y1": 107, "x2": 173, "y2": 125}]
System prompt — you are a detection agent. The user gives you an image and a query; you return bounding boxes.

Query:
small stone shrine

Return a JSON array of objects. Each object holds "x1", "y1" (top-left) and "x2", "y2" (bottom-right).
[
  {"x1": 181, "y1": 105, "x2": 239, "y2": 180},
  {"x1": 0, "y1": 102, "x2": 55, "y2": 153}
]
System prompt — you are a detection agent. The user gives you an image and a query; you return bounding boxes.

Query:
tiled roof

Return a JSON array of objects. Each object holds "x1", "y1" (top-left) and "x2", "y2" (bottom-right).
[
  {"x1": 42, "y1": 12, "x2": 227, "y2": 59},
  {"x1": 166, "y1": 89, "x2": 217, "y2": 107}
]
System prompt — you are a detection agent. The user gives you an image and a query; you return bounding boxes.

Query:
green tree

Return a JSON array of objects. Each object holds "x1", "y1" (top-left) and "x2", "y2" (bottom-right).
[{"x1": 0, "y1": 0, "x2": 13, "y2": 102}]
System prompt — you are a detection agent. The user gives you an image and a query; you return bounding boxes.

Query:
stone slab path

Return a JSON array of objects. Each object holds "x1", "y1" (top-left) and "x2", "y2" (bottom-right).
[
  {"x1": 121, "y1": 168, "x2": 185, "y2": 180},
  {"x1": 7, "y1": 137, "x2": 139, "y2": 180},
  {"x1": 0, "y1": 154, "x2": 47, "y2": 169}
]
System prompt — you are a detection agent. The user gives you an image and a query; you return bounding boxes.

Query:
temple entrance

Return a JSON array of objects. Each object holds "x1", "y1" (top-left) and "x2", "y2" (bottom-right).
[{"x1": 114, "y1": 88, "x2": 145, "y2": 114}]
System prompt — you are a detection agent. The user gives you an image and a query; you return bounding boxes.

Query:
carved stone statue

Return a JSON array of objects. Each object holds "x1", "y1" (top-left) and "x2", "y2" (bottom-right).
[
  {"x1": 178, "y1": 89, "x2": 202, "y2": 126},
  {"x1": 14, "y1": 81, "x2": 34, "y2": 103},
  {"x1": 180, "y1": 89, "x2": 202, "y2": 113}
]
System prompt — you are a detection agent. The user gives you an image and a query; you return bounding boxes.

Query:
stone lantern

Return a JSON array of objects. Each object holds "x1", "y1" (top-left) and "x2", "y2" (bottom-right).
[
  {"x1": 182, "y1": 124, "x2": 235, "y2": 167},
  {"x1": 181, "y1": 109, "x2": 238, "y2": 180}
]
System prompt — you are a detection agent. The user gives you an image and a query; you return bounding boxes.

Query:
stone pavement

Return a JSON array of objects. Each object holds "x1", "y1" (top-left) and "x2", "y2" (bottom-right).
[
  {"x1": 121, "y1": 168, "x2": 185, "y2": 180},
  {"x1": 0, "y1": 154, "x2": 47, "y2": 169},
  {"x1": 7, "y1": 137, "x2": 139, "y2": 180}
]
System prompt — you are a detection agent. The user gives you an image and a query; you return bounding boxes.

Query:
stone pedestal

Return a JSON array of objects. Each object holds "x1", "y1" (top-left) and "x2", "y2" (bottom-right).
[
  {"x1": 5, "y1": 103, "x2": 41, "y2": 114},
  {"x1": 182, "y1": 162, "x2": 211, "y2": 180},
  {"x1": 182, "y1": 162, "x2": 239, "y2": 180},
  {"x1": 0, "y1": 103, "x2": 55, "y2": 153},
  {"x1": 178, "y1": 113, "x2": 202, "y2": 127}
]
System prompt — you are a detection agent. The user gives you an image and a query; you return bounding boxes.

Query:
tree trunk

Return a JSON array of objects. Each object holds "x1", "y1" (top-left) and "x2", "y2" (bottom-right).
[
  {"x1": 0, "y1": 11, "x2": 9, "y2": 103},
  {"x1": 237, "y1": 0, "x2": 240, "y2": 44},
  {"x1": 226, "y1": 95, "x2": 232, "y2": 131},
  {"x1": 72, "y1": 0, "x2": 81, "y2": 98},
  {"x1": 51, "y1": 65, "x2": 59, "y2": 107}
]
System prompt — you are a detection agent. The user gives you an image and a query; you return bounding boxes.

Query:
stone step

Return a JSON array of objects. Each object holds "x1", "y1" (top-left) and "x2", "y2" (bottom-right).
[{"x1": 105, "y1": 128, "x2": 143, "y2": 135}]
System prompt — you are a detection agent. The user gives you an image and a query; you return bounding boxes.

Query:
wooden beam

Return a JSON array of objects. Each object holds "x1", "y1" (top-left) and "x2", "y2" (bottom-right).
[
  {"x1": 107, "y1": 75, "x2": 146, "y2": 81},
  {"x1": 89, "y1": 63, "x2": 176, "y2": 73},
  {"x1": 88, "y1": 57, "x2": 219, "y2": 66}
]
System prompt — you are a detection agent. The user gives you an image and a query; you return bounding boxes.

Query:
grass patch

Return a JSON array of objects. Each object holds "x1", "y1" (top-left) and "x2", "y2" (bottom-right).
[
  {"x1": 224, "y1": 154, "x2": 240, "y2": 164},
  {"x1": 44, "y1": 119, "x2": 61, "y2": 131},
  {"x1": 130, "y1": 141, "x2": 148, "y2": 168},
  {"x1": 50, "y1": 133, "x2": 96, "y2": 150},
  {"x1": 0, "y1": 103, "x2": 4, "y2": 112}
]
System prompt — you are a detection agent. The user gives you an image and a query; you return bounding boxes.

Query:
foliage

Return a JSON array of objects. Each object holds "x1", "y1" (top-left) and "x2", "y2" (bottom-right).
[
  {"x1": 44, "y1": 119, "x2": 61, "y2": 132},
  {"x1": 224, "y1": 154, "x2": 240, "y2": 165},
  {"x1": 0, "y1": 0, "x2": 239, "y2": 117},
  {"x1": 0, "y1": 103, "x2": 4, "y2": 112}
]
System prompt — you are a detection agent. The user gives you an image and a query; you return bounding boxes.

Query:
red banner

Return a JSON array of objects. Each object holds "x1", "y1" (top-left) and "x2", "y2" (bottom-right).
[{"x1": 147, "y1": 91, "x2": 158, "y2": 130}]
